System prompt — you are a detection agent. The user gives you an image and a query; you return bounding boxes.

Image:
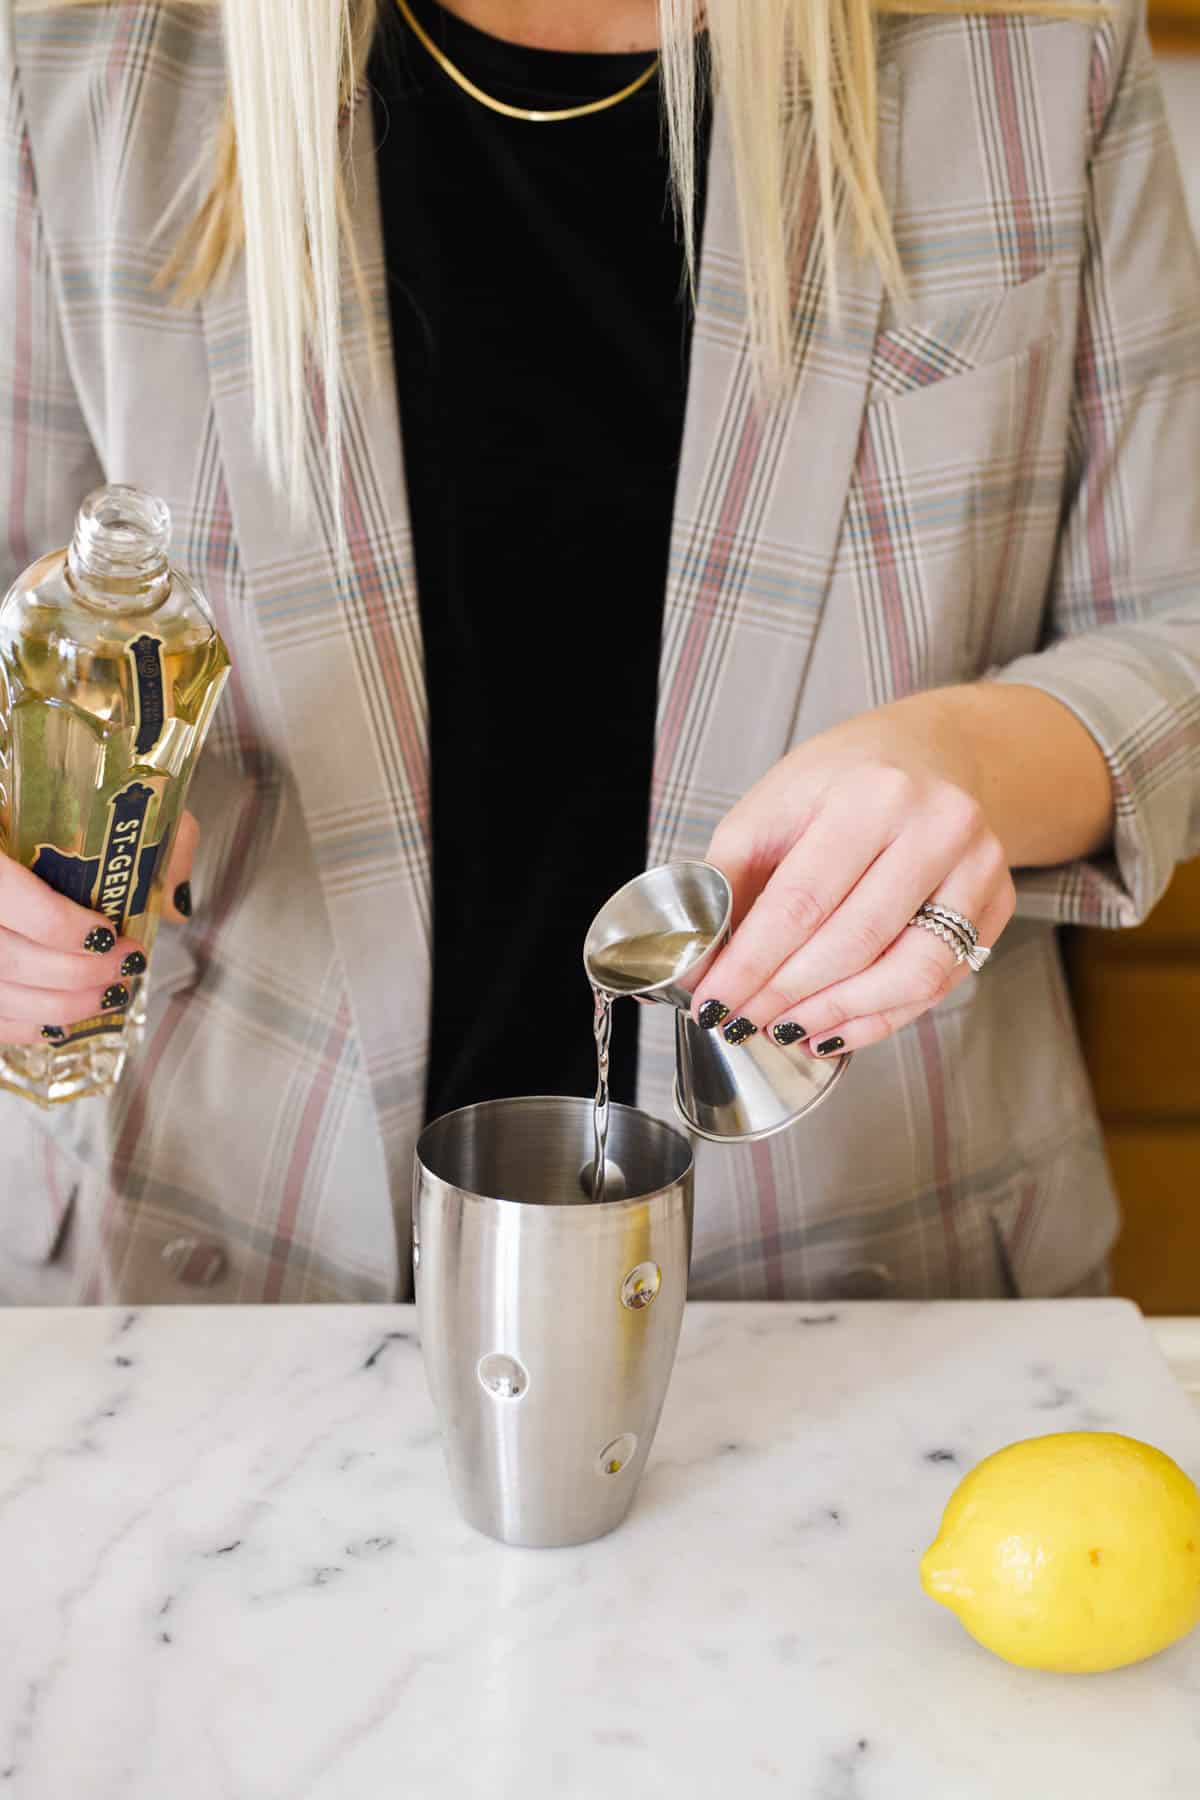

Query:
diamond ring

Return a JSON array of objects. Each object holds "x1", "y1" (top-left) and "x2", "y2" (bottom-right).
[{"x1": 909, "y1": 902, "x2": 989, "y2": 972}]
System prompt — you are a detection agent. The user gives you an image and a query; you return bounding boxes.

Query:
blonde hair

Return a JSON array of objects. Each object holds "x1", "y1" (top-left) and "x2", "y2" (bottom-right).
[{"x1": 63, "y1": 0, "x2": 1094, "y2": 522}]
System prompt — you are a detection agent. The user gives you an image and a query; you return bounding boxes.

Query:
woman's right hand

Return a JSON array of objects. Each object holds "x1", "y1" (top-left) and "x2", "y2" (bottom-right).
[{"x1": 0, "y1": 811, "x2": 198, "y2": 1045}]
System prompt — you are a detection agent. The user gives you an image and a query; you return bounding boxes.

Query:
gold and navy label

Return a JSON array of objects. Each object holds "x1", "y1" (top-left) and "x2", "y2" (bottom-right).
[
  {"x1": 127, "y1": 633, "x2": 166, "y2": 756},
  {"x1": 51, "y1": 1008, "x2": 126, "y2": 1047},
  {"x1": 33, "y1": 780, "x2": 164, "y2": 936}
]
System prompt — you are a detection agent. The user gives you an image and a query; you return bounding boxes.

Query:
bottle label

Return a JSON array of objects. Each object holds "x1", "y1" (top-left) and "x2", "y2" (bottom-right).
[
  {"x1": 33, "y1": 780, "x2": 165, "y2": 936},
  {"x1": 127, "y1": 633, "x2": 166, "y2": 756},
  {"x1": 49, "y1": 1009, "x2": 126, "y2": 1047}
]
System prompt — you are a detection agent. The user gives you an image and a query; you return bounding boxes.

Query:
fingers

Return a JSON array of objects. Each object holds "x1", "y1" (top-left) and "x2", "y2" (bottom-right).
[
  {"x1": 0, "y1": 816, "x2": 201, "y2": 1049},
  {"x1": 799, "y1": 1000, "x2": 932, "y2": 1059},
  {"x1": 696, "y1": 795, "x2": 901, "y2": 1024},
  {"x1": 0, "y1": 852, "x2": 137, "y2": 960},
  {"x1": 767, "y1": 878, "x2": 1015, "y2": 1057},
  {"x1": 705, "y1": 824, "x2": 775, "y2": 938},
  {"x1": 0, "y1": 841, "x2": 162, "y2": 1052},
  {"x1": 777, "y1": 957, "x2": 973, "y2": 1058},
  {"x1": 0, "y1": 973, "x2": 130, "y2": 1028},
  {"x1": 0, "y1": 912, "x2": 142, "y2": 1043},
  {"x1": 734, "y1": 835, "x2": 955, "y2": 1025},
  {"x1": 161, "y1": 811, "x2": 198, "y2": 925},
  {"x1": 0, "y1": 983, "x2": 130, "y2": 1049},
  {"x1": 0, "y1": 1019, "x2": 42, "y2": 1047},
  {"x1": 712, "y1": 796, "x2": 1005, "y2": 1030},
  {"x1": 700, "y1": 753, "x2": 1018, "y2": 1058},
  {"x1": 0, "y1": 927, "x2": 129, "y2": 995}
]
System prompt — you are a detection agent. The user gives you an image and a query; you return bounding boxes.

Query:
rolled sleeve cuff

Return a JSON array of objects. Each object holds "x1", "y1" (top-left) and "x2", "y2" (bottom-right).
[{"x1": 988, "y1": 620, "x2": 1200, "y2": 928}]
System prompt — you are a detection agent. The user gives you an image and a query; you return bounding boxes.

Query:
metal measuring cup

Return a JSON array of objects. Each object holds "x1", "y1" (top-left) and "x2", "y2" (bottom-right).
[{"x1": 584, "y1": 860, "x2": 850, "y2": 1142}]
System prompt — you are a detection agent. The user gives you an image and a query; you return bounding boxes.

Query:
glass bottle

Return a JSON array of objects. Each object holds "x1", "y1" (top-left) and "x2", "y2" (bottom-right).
[{"x1": 0, "y1": 484, "x2": 230, "y2": 1105}]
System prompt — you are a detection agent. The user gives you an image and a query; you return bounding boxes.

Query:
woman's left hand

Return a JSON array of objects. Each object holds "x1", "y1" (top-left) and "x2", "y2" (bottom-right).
[{"x1": 691, "y1": 691, "x2": 1017, "y2": 1057}]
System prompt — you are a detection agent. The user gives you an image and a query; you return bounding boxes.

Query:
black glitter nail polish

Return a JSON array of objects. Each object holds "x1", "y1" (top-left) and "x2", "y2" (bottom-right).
[
  {"x1": 100, "y1": 984, "x2": 129, "y2": 1012},
  {"x1": 41, "y1": 1025, "x2": 66, "y2": 1043},
  {"x1": 697, "y1": 1000, "x2": 730, "y2": 1031},
  {"x1": 83, "y1": 926, "x2": 115, "y2": 954},
  {"x1": 723, "y1": 1016, "x2": 758, "y2": 1046},
  {"x1": 174, "y1": 881, "x2": 193, "y2": 919},
  {"x1": 120, "y1": 951, "x2": 147, "y2": 978},
  {"x1": 815, "y1": 1036, "x2": 845, "y2": 1056},
  {"x1": 772, "y1": 1022, "x2": 807, "y2": 1045}
]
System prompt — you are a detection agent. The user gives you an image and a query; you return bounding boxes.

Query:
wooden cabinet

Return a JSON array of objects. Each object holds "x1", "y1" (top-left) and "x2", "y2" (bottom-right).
[
  {"x1": 1066, "y1": 860, "x2": 1200, "y2": 1315},
  {"x1": 1122, "y1": 0, "x2": 1199, "y2": 1313},
  {"x1": 1151, "y1": 0, "x2": 1200, "y2": 49}
]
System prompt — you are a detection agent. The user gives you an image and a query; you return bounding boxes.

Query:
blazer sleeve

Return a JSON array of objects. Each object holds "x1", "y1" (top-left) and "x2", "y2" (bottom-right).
[
  {"x1": 1, "y1": 12, "x2": 103, "y2": 596},
  {"x1": 989, "y1": 4, "x2": 1200, "y2": 928}
]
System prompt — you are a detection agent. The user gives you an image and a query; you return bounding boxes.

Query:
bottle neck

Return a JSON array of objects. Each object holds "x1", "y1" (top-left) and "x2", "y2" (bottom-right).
[{"x1": 66, "y1": 484, "x2": 172, "y2": 613}]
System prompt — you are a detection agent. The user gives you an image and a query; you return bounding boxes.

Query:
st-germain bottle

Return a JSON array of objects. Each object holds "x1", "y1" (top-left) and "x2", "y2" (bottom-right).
[{"x1": 0, "y1": 484, "x2": 230, "y2": 1105}]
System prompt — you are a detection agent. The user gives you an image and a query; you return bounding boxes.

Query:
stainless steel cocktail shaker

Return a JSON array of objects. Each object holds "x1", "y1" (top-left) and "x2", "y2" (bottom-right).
[{"x1": 414, "y1": 1095, "x2": 694, "y2": 1548}]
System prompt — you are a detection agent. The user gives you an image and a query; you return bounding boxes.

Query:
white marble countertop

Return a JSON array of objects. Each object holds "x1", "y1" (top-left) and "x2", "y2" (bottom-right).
[
  {"x1": 2, "y1": 1299, "x2": 1199, "y2": 1799},
  {"x1": 1152, "y1": 1318, "x2": 1200, "y2": 1410}
]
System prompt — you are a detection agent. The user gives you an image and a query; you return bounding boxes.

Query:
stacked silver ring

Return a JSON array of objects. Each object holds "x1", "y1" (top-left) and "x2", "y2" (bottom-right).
[{"x1": 909, "y1": 902, "x2": 991, "y2": 974}]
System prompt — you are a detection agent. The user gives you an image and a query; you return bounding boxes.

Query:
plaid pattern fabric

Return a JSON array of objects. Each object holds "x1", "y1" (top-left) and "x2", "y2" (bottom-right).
[{"x1": 1, "y1": 0, "x2": 1197, "y2": 1303}]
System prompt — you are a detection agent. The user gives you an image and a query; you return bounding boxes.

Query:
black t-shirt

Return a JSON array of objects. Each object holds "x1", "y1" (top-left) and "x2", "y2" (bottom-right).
[{"x1": 369, "y1": 0, "x2": 710, "y2": 1123}]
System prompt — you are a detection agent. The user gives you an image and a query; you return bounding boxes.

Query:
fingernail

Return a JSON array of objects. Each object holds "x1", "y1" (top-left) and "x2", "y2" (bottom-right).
[
  {"x1": 120, "y1": 951, "x2": 147, "y2": 978},
  {"x1": 101, "y1": 984, "x2": 129, "y2": 1011},
  {"x1": 83, "y1": 926, "x2": 115, "y2": 954},
  {"x1": 174, "y1": 882, "x2": 193, "y2": 919},
  {"x1": 772, "y1": 1022, "x2": 807, "y2": 1045},
  {"x1": 815, "y1": 1036, "x2": 845, "y2": 1056},
  {"x1": 723, "y1": 1016, "x2": 758, "y2": 1046},
  {"x1": 41, "y1": 1025, "x2": 66, "y2": 1042},
  {"x1": 698, "y1": 1000, "x2": 730, "y2": 1030}
]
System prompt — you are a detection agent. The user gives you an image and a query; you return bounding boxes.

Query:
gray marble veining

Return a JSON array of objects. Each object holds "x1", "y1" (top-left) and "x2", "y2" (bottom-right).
[{"x1": 0, "y1": 1300, "x2": 1197, "y2": 1798}]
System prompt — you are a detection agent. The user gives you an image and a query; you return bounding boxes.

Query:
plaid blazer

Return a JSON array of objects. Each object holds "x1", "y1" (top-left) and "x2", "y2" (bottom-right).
[{"x1": 2, "y1": 0, "x2": 1198, "y2": 1304}]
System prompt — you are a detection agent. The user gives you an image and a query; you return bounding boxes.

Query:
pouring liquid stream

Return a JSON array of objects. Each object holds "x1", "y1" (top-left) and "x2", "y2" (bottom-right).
[
  {"x1": 590, "y1": 986, "x2": 613, "y2": 1204},
  {"x1": 587, "y1": 929, "x2": 714, "y2": 1203}
]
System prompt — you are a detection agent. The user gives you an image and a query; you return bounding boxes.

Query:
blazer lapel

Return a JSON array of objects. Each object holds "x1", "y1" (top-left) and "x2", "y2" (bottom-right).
[
  {"x1": 201, "y1": 110, "x2": 431, "y2": 1211},
  {"x1": 202, "y1": 68, "x2": 899, "y2": 1195},
  {"x1": 639, "y1": 75, "x2": 900, "y2": 1121},
  {"x1": 648, "y1": 71, "x2": 901, "y2": 870}
]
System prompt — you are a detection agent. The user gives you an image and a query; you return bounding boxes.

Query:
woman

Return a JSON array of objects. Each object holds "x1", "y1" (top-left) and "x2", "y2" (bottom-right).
[{"x1": 0, "y1": 0, "x2": 1196, "y2": 1303}]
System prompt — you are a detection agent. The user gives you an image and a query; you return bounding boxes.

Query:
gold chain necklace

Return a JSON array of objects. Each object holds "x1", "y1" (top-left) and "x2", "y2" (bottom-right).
[{"x1": 394, "y1": 0, "x2": 660, "y2": 123}]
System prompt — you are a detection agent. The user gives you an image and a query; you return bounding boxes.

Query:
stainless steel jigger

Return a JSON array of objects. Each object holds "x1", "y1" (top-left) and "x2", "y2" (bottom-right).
[
  {"x1": 414, "y1": 1096, "x2": 693, "y2": 1548},
  {"x1": 584, "y1": 860, "x2": 850, "y2": 1142}
]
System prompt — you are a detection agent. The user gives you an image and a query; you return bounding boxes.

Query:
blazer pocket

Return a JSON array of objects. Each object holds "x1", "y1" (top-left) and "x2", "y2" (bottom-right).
[
  {"x1": 149, "y1": 921, "x2": 200, "y2": 1005},
  {"x1": 869, "y1": 267, "x2": 1060, "y2": 403},
  {"x1": 988, "y1": 1140, "x2": 1120, "y2": 1301},
  {"x1": 0, "y1": 1114, "x2": 80, "y2": 1265},
  {"x1": 0, "y1": 926, "x2": 198, "y2": 1271}
]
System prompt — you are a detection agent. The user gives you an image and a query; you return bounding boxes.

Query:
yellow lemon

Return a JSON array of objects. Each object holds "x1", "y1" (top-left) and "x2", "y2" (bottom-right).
[{"x1": 920, "y1": 1432, "x2": 1200, "y2": 1673}]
